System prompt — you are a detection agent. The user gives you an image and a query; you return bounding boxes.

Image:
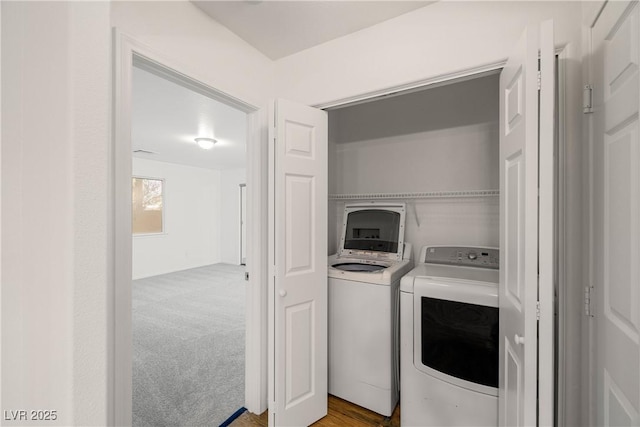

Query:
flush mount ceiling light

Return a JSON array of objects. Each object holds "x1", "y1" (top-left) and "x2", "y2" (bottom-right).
[{"x1": 194, "y1": 137, "x2": 217, "y2": 150}]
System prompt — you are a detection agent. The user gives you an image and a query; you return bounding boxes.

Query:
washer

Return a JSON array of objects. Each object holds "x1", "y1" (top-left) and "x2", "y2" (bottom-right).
[
  {"x1": 400, "y1": 245, "x2": 499, "y2": 427},
  {"x1": 328, "y1": 202, "x2": 413, "y2": 416}
]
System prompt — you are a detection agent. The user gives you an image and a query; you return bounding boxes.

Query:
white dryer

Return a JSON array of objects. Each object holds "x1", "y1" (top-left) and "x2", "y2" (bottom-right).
[
  {"x1": 400, "y1": 245, "x2": 499, "y2": 427},
  {"x1": 328, "y1": 202, "x2": 413, "y2": 416}
]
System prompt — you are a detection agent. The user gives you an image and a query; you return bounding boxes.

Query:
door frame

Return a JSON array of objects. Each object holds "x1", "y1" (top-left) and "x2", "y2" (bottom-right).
[
  {"x1": 240, "y1": 183, "x2": 247, "y2": 265},
  {"x1": 111, "y1": 29, "x2": 266, "y2": 425},
  {"x1": 311, "y1": 52, "x2": 575, "y2": 423}
]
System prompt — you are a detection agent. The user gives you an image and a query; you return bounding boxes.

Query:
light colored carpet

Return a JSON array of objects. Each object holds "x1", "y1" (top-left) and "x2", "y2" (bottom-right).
[{"x1": 133, "y1": 263, "x2": 246, "y2": 427}]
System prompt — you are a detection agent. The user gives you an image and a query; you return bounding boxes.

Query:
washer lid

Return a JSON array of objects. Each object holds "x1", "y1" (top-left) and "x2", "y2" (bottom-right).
[
  {"x1": 338, "y1": 203, "x2": 406, "y2": 261},
  {"x1": 331, "y1": 262, "x2": 387, "y2": 272},
  {"x1": 328, "y1": 254, "x2": 413, "y2": 285}
]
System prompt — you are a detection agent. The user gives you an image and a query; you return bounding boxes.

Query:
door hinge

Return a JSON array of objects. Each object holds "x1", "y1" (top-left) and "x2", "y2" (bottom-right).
[
  {"x1": 584, "y1": 286, "x2": 595, "y2": 317},
  {"x1": 536, "y1": 301, "x2": 541, "y2": 320},
  {"x1": 583, "y1": 84, "x2": 593, "y2": 114},
  {"x1": 537, "y1": 71, "x2": 541, "y2": 91}
]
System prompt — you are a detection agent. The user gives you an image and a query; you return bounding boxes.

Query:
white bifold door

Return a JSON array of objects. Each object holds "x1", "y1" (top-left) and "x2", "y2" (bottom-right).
[
  {"x1": 268, "y1": 99, "x2": 328, "y2": 426},
  {"x1": 591, "y1": 1, "x2": 640, "y2": 425},
  {"x1": 499, "y1": 20, "x2": 555, "y2": 427}
]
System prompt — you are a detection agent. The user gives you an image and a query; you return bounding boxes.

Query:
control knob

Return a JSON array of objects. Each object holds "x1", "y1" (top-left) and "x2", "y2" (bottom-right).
[{"x1": 468, "y1": 252, "x2": 478, "y2": 260}]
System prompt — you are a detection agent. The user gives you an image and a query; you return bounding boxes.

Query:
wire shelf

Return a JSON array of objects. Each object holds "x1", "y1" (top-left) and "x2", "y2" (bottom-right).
[{"x1": 328, "y1": 190, "x2": 500, "y2": 200}]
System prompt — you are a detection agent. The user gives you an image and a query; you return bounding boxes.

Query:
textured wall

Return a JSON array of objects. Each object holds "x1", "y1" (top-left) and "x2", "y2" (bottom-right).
[
  {"x1": 275, "y1": 1, "x2": 582, "y2": 106},
  {"x1": 1, "y1": 2, "x2": 111, "y2": 425},
  {"x1": 132, "y1": 159, "x2": 222, "y2": 280}
]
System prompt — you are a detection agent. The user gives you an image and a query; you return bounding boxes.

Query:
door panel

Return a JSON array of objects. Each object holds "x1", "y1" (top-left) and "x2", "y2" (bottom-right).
[
  {"x1": 499, "y1": 20, "x2": 555, "y2": 427},
  {"x1": 285, "y1": 175, "x2": 314, "y2": 274},
  {"x1": 592, "y1": 2, "x2": 640, "y2": 425},
  {"x1": 285, "y1": 301, "x2": 314, "y2": 406},
  {"x1": 505, "y1": 152, "x2": 524, "y2": 310},
  {"x1": 503, "y1": 150, "x2": 525, "y2": 426},
  {"x1": 505, "y1": 341, "x2": 522, "y2": 426},
  {"x1": 269, "y1": 99, "x2": 328, "y2": 426},
  {"x1": 499, "y1": 24, "x2": 539, "y2": 427}
]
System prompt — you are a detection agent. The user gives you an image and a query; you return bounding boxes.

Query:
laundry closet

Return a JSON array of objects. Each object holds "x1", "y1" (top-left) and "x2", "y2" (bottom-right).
[
  {"x1": 324, "y1": 71, "x2": 502, "y2": 422},
  {"x1": 327, "y1": 72, "x2": 500, "y2": 258}
]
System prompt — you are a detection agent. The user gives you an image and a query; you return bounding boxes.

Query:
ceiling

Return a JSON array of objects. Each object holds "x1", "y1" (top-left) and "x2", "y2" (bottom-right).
[
  {"x1": 193, "y1": 1, "x2": 435, "y2": 60},
  {"x1": 132, "y1": 66, "x2": 247, "y2": 171},
  {"x1": 132, "y1": 1, "x2": 435, "y2": 170}
]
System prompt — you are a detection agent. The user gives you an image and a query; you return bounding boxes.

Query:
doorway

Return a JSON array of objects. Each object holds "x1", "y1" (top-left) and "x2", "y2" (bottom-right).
[
  {"x1": 113, "y1": 32, "x2": 263, "y2": 425},
  {"x1": 130, "y1": 62, "x2": 248, "y2": 426}
]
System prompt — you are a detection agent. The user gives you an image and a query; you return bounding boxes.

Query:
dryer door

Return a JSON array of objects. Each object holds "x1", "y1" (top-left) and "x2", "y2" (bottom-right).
[{"x1": 413, "y1": 280, "x2": 499, "y2": 396}]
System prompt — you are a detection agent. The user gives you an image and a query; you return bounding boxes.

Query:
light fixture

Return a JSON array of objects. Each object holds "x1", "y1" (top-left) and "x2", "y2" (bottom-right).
[{"x1": 195, "y1": 137, "x2": 217, "y2": 150}]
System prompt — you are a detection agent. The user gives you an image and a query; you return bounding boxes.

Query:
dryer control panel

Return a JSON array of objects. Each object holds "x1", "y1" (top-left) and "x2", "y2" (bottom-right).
[{"x1": 422, "y1": 246, "x2": 499, "y2": 270}]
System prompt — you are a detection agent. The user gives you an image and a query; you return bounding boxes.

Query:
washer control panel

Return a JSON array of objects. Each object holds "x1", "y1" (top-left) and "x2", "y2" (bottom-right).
[{"x1": 423, "y1": 246, "x2": 499, "y2": 269}]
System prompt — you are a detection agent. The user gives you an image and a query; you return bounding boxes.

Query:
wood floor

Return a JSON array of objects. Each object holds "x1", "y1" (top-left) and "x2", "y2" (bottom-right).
[{"x1": 231, "y1": 395, "x2": 400, "y2": 427}]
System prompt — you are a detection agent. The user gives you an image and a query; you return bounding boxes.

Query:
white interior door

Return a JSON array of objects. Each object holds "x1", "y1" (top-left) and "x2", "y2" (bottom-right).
[
  {"x1": 268, "y1": 98, "x2": 328, "y2": 426},
  {"x1": 499, "y1": 20, "x2": 555, "y2": 427},
  {"x1": 240, "y1": 184, "x2": 247, "y2": 265},
  {"x1": 591, "y1": 1, "x2": 640, "y2": 425}
]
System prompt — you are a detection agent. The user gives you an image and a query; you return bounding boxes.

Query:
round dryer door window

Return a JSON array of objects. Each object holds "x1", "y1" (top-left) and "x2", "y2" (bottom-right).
[{"x1": 331, "y1": 263, "x2": 387, "y2": 272}]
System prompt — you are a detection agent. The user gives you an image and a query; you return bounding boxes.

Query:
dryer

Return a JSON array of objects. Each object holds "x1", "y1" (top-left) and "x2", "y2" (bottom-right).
[
  {"x1": 328, "y1": 202, "x2": 413, "y2": 416},
  {"x1": 400, "y1": 245, "x2": 499, "y2": 426}
]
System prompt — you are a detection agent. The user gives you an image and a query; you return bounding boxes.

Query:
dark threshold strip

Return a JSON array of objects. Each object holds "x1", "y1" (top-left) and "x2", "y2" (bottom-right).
[{"x1": 219, "y1": 407, "x2": 247, "y2": 427}]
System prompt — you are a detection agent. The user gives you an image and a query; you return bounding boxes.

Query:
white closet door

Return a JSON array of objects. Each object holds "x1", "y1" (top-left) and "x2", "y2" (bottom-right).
[
  {"x1": 268, "y1": 99, "x2": 328, "y2": 426},
  {"x1": 538, "y1": 19, "x2": 556, "y2": 427},
  {"x1": 499, "y1": 19, "x2": 555, "y2": 427},
  {"x1": 592, "y1": 1, "x2": 640, "y2": 425}
]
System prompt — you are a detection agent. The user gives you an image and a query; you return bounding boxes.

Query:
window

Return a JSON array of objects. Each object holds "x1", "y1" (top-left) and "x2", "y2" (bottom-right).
[{"x1": 132, "y1": 177, "x2": 164, "y2": 235}]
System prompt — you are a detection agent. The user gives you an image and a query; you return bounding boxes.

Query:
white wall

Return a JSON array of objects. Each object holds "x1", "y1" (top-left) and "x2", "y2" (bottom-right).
[
  {"x1": 332, "y1": 123, "x2": 498, "y2": 194},
  {"x1": 131, "y1": 162, "x2": 247, "y2": 276},
  {"x1": 328, "y1": 74, "x2": 499, "y2": 194},
  {"x1": 2, "y1": 1, "x2": 273, "y2": 425},
  {"x1": 275, "y1": 1, "x2": 582, "y2": 106},
  {"x1": 328, "y1": 74, "x2": 499, "y2": 257},
  {"x1": 220, "y1": 168, "x2": 246, "y2": 265},
  {"x1": 132, "y1": 158, "x2": 221, "y2": 279},
  {"x1": 111, "y1": 0, "x2": 274, "y2": 108},
  {"x1": 2, "y1": 2, "x2": 111, "y2": 425},
  {"x1": 2, "y1": 3, "x2": 74, "y2": 423}
]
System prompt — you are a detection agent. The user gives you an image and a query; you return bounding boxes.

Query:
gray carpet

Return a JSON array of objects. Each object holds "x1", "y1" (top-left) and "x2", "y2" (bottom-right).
[{"x1": 133, "y1": 263, "x2": 246, "y2": 427}]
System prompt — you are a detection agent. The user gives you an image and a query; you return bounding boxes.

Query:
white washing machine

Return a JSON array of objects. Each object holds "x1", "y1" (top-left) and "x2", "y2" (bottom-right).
[
  {"x1": 400, "y1": 245, "x2": 499, "y2": 427},
  {"x1": 328, "y1": 202, "x2": 413, "y2": 416}
]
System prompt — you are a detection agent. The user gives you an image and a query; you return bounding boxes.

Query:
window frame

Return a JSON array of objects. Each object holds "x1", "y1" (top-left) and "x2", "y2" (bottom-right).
[{"x1": 131, "y1": 175, "x2": 166, "y2": 237}]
